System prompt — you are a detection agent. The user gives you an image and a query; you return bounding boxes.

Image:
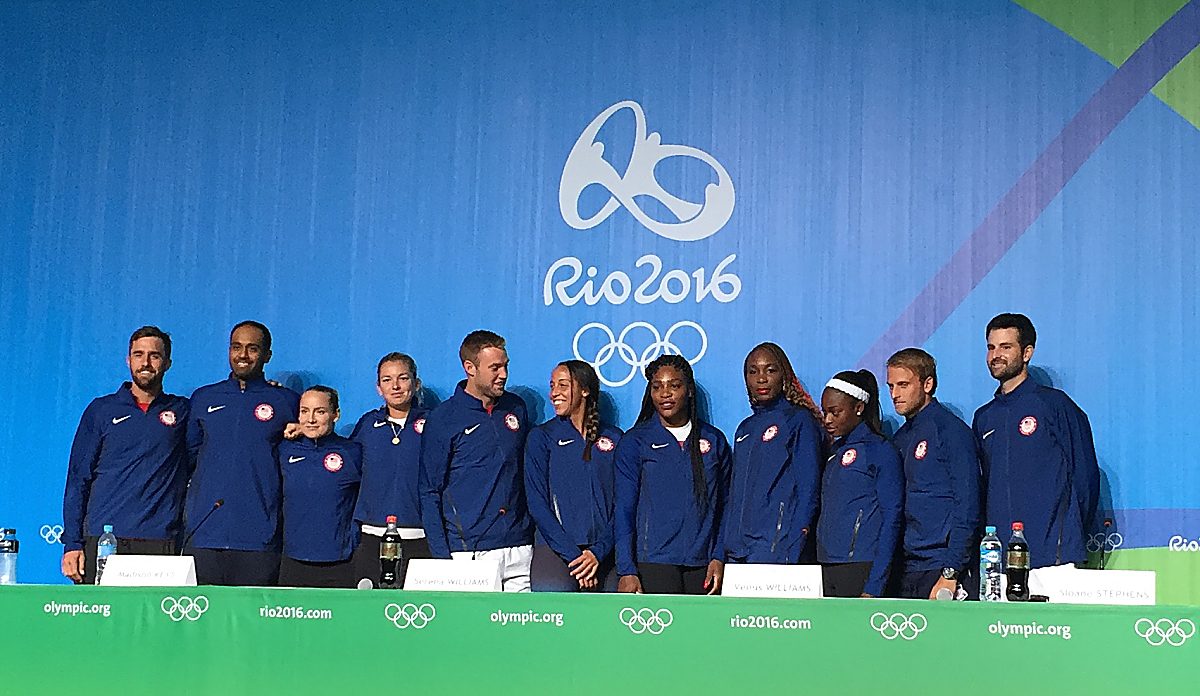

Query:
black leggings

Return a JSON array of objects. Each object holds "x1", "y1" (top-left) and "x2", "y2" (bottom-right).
[
  {"x1": 821, "y1": 561, "x2": 872, "y2": 597},
  {"x1": 637, "y1": 562, "x2": 709, "y2": 595},
  {"x1": 278, "y1": 556, "x2": 355, "y2": 588}
]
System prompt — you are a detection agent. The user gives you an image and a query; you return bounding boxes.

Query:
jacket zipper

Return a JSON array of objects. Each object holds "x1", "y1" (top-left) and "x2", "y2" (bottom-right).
[
  {"x1": 552, "y1": 493, "x2": 563, "y2": 525},
  {"x1": 848, "y1": 508, "x2": 863, "y2": 559},
  {"x1": 770, "y1": 502, "x2": 785, "y2": 553},
  {"x1": 445, "y1": 492, "x2": 470, "y2": 552}
]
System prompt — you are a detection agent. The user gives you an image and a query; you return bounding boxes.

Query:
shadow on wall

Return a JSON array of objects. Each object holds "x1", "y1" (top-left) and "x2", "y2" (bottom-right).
[
  {"x1": 508, "y1": 386, "x2": 546, "y2": 425},
  {"x1": 598, "y1": 391, "x2": 622, "y2": 430}
]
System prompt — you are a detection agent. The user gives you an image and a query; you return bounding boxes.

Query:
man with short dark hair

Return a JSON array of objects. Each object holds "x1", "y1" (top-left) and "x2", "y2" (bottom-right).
[
  {"x1": 62, "y1": 326, "x2": 190, "y2": 583},
  {"x1": 973, "y1": 313, "x2": 1099, "y2": 569},
  {"x1": 420, "y1": 330, "x2": 534, "y2": 591},
  {"x1": 887, "y1": 347, "x2": 980, "y2": 599},
  {"x1": 184, "y1": 321, "x2": 299, "y2": 585}
]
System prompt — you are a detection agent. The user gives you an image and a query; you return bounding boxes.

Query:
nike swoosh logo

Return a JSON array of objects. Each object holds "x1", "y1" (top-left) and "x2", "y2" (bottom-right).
[
  {"x1": 288, "y1": 456, "x2": 305, "y2": 463},
  {"x1": 557, "y1": 439, "x2": 575, "y2": 446},
  {"x1": 735, "y1": 434, "x2": 750, "y2": 442},
  {"x1": 650, "y1": 443, "x2": 669, "y2": 449},
  {"x1": 373, "y1": 421, "x2": 388, "y2": 428},
  {"x1": 464, "y1": 424, "x2": 481, "y2": 435},
  {"x1": 982, "y1": 429, "x2": 996, "y2": 440},
  {"x1": 111, "y1": 415, "x2": 132, "y2": 425},
  {"x1": 207, "y1": 405, "x2": 226, "y2": 413}
]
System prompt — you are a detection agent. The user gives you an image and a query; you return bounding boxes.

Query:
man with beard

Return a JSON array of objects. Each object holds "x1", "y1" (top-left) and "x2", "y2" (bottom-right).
[
  {"x1": 184, "y1": 321, "x2": 299, "y2": 585},
  {"x1": 62, "y1": 326, "x2": 190, "y2": 584},
  {"x1": 973, "y1": 313, "x2": 1099, "y2": 570},
  {"x1": 419, "y1": 330, "x2": 534, "y2": 591}
]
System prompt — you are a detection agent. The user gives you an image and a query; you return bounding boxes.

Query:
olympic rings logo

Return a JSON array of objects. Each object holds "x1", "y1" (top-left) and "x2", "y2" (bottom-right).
[
  {"x1": 618, "y1": 607, "x2": 674, "y2": 635},
  {"x1": 384, "y1": 602, "x2": 437, "y2": 629},
  {"x1": 869, "y1": 612, "x2": 928, "y2": 640},
  {"x1": 1087, "y1": 532, "x2": 1123, "y2": 553},
  {"x1": 1134, "y1": 618, "x2": 1196, "y2": 647},
  {"x1": 160, "y1": 596, "x2": 209, "y2": 622},
  {"x1": 40, "y1": 524, "x2": 64, "y2": 544},
  {"x1": 573, "y1": 321, "x2": 707, "y2": 388}
]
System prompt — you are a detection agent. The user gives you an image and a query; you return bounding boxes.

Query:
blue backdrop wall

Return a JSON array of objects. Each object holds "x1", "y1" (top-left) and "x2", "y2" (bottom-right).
[{"x1": 2, "y1": 0, "x2": 1199, "y2": 596}]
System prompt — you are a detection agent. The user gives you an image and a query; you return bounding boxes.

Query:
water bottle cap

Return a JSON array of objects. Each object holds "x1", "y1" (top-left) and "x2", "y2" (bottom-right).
[
  {"x1": 385, "y1": 515, "x2": 397, "y2": 524},
  {"x1": 1012, "y1": 521, "x2": 1024, "y2": 531},
  {"x1": 985, "y1": 525, "x2": 996, "y2": 534},
  {"x1": 103, "y1": 524, "x2": 114, "y2": 533}
]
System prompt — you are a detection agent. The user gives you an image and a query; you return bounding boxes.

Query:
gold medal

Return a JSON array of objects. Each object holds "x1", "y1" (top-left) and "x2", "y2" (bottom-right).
[{"x1": 391, "y1": 436, "x2": 400, "y2": 445}]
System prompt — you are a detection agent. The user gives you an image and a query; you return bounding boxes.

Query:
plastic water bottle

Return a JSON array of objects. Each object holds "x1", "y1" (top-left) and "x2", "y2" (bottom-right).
[
  {"x1": 1005, "y1": 521, "x2": 1031, "y2": 601},
  {"x1": 979, "y1": 525, "x2": 1003, "y2": 601},
  {"x1": 95, "y1": 525, "x2": 117, "y2": 585},
  {"x1": 379, "y1": 515, "x2": 403, "y2": 589},
  {"x1": 0, "y1": 528, "x2": 18, "y2": 585}
]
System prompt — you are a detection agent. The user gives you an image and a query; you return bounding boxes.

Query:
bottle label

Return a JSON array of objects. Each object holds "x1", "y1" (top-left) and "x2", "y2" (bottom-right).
[
  {"x1": 1006, "y1": 550, "x2": 1029, "y2": 568},
  {"x1": 380, "y1": 541, "x2": 400, "y2": 560},
  {"x1": 981, "y1": 550, "x2": 1001, "y2": 563}
]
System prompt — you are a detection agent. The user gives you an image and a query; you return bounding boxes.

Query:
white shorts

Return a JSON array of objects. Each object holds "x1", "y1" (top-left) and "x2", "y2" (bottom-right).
[{"x1": 451, "y1": 544, "x2": 533, "y2": 592}]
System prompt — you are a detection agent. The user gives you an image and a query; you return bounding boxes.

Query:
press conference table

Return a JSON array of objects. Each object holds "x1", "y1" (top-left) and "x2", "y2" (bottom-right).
[{"x1": 2, "y1": 584, "x2": 1195, "y2": 694}]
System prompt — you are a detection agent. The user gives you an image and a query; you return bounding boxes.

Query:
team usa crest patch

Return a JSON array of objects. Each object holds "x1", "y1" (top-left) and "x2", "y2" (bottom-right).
[
  {"x1": 596, "y1": 436, "x2": 615, "y2": 452},
  {"x1": 841, "y1": 448, "x2": 858, "y2": 466},
  {"x1": 699, "y1": 438, "x2": 712, "y2": 454},
  {"x1": 412, "y1": 418, "x2": 425, "y2": 435},
  {"x1": 914, "y1": 440, "x2": 928, "y2": 460},
  {"x1": 1019, "y1": 416, "x2": 1038, "y2": 436},
  {"x1": 254, "y1": 403, "x2": 275, "y2": 422},
  {"x1": 504, "y1": 413, "x2": 520, "y2": 431},
  {"x1": 159, "y1": 410, "x2": 177, "y2": 427},
  {"x1": 762, "y1": 425, "x2": 779, "y2": 442},
  {"x1": 323, "y1": 453, "x2": 343, "y2": 472}
]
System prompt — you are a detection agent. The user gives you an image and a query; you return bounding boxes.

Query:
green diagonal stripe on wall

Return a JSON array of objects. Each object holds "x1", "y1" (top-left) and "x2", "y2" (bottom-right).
[{"x1": 1017, "y1": 0, "x2": 1200, "y2": 128}]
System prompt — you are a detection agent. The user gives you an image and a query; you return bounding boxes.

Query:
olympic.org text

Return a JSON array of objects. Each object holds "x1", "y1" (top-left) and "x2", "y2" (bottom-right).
[
  {"x1": 730, "y1": 614, "x2": 812, "y2": 631},
  {"x1": 490, "y1": 610, "x2": 564, "y2": 627},
  {"x1": 989, "y1": 620, "x2": 1071, "y2": 640},
  {"x1": 259, "y1": 605, "x2": 333, "y2": 620},
  {"x1": 43, "y1": 601, "x2": 111, "y2": 618}
]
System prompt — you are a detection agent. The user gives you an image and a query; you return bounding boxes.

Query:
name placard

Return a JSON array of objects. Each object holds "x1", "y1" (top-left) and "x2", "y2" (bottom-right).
[
  {"x1": 99, "y1": 555, "x2": 197, "y2": 587},
  {"x1": 722, "y1": 563, "x2": 823, "y2": 598},
  {"x1": 1028, "y1": 565, "x2": 1156, "y2": 605},
  {"x1": 404, "y1": 558, "x2": 503, "y2": 592}
]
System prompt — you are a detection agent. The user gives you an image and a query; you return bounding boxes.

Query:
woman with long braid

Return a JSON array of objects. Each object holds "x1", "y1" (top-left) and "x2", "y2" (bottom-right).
[
  {"x1": 724, "y1": 343, "x2": 825, "y2": 565},
  {"x1": 615, "y1": 355, "x2": 732, "y2": 594},
  {"x1": 524, "y1": 360, "x2": 622, "y2": 591},
  {"x1": 816, "y1": 369, "x2": 904, "y2": 597}
]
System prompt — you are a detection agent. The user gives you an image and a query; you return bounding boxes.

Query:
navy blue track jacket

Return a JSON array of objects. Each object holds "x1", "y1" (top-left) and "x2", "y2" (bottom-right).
[
  {"x1": 185, "y1": 377, "x2": 300, "y2": 551},
  {"x1": 893, "y1": 399, "x2": 981, "y2": 573},
  {"x1": 816, "y1": 422, "x2": 904, "y2": 597},
  {"x1": 614, "y1": 419, "x2": 731, "y2": 577},
  {"x1": 279, "y1": 434, "x2": 362, "y2": 562},
  {"x1": 419, "y1": 383, "x2": 533, "y2": 558},
  {"x1": 725, "y1": 397, "x2": 823, "y2": 564},
  {"x1": 973, "y1": 378, "x2": 1099, "y2": 568},
  {"x1": 523, "y1": 416, "x2": 621, "y2": 565},
  {"x1": 62, "y1": 383, "x2": 190, "y2": 551},
  {"x1": 350, "y1": 406, "x2": 429, "y2": 529}
]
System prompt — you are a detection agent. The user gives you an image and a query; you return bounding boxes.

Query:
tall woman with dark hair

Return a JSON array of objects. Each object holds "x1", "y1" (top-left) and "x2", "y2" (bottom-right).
[
  {"x1": 524, "y1": 360, "x2": 622, "y2": 592},
  {"x1": 615, "y1": 355, "x2": 731, "y2": 594},
  {"x1": 816, "y1": 369, "x2": 904, "y2": 597},
  {"x1": 725, "y1": 343, "x2": 825, "y2": 564}
]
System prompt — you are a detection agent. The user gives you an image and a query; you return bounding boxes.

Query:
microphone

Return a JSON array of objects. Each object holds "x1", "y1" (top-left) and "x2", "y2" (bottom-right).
[
  {"x1": 1099, "y1": 518, "x2": 1114, "y2": 571},
  {"x1": 470, "y1": 507, "x2": 508, "y2": 560},
  {"x1": 356, "y1": 578, "x2": 374, "y2": 590},
  {"x1": 179, "y1": 499, "x2": 224, "y2": 555}
]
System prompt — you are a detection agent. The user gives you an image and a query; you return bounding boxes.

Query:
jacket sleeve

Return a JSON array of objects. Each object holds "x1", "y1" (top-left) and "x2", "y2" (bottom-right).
[
  {"x1": 62, "y1": 402, "x2": 103, "y2": 552},
  {"x1": 864, "y1": 443, "x2": 905, "y2": 597},
  {"x1": 614, "y1": 435, "x2": 642, "y2": 577},
  {"x1": 784, "y1": 414, "x2": 823, "y2": 563},
  {"x1": 522, "y1": 430, "x2": 579, "y2": 564},
  {"x1": 1060, "y1": 397, "x2": 1100, "y2": 530},
  {"x1": 589, "y1": 433, "x2": 620, "y2": 564},
  {"x1": 940, "y1": 420, "x2": 982, "y2": 570},
  {"x1": 418, "y1": 414, "x2": 454, "y2": 559},
  {"x1": 711, "y1": 433, "x2": 733, "y2": 563},
  {"x1": 185, "y1": 393, "x2": 205, "y2": 481}
]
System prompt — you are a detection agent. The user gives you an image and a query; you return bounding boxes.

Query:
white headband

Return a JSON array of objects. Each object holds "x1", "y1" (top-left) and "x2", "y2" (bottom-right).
[{"x1": 826, "y1": 378, "x2": 870, "y2": 404}]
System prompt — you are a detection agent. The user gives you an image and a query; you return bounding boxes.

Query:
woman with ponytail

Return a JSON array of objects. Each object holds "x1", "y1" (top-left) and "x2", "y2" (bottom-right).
[
  {"x1": 614, "y1": 355, "x2": 732, "y2": 595},
  {"x1": 724, "y1": 343, "x2": 824, "y2": 565},
  {"x1": 815, "y1": 369, "x2": 904, "y2": 597},
  {"x1": 524, "y1": 360, "x2": 622, "y2": 591}
]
